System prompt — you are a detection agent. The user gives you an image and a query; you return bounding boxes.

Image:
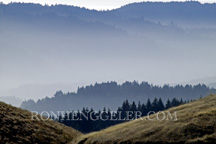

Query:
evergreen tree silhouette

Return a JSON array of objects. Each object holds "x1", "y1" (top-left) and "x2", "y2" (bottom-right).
[
  {"x1": 166, "y1": 99, "x2": 172, "y2": 109},
  {"x1": 146, "y1": 98, "x2": 152, "y2": 112},
  {"x1": 158, "y1": 98, "x2": 165, "y2": 111}
]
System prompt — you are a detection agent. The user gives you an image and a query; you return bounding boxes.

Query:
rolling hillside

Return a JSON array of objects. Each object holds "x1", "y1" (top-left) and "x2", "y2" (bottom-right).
[
  {"x1": 73, "y1": 94, "x2": 216, "y2": 144},
  {"x1": 0, "y1": 101, "x2": 82, "y2": 144}
]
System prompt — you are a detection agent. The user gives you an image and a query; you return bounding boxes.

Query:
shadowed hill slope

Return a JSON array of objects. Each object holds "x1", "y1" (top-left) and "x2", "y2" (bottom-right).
[
  {"x1": 0, "y1": 102, "x2": 82, "y2": 144},
  {"x1": 73, "y1": 94, "x2": 216, "y2": 144}
]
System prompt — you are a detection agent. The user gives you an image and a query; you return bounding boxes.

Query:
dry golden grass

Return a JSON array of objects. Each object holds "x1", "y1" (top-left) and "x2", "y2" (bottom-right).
[
  {"x1": 0, "y1": 101, "x2": 82, "y2": 144},
  {"x1": 72, "y1": 94, "x2": 216, "y2": 144}
]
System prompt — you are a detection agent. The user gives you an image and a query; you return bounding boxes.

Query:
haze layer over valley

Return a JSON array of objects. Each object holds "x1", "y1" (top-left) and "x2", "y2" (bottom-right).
[{"x1": 0, "y1": 2, "x2": 216, "y2": 102}]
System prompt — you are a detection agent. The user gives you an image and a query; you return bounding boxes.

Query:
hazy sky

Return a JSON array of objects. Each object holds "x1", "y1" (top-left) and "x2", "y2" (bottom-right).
[{"x1": 1, "y1": 0, "x2": 216, "y2": 10}]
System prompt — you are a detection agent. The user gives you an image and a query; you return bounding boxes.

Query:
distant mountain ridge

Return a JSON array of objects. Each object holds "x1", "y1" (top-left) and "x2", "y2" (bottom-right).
[
  {"x1": 115, "y1": 2, "x2": 216, "y2": 20},
  {"x1": 21, "y1": 81, "x2": 216, "y2": 113},
  {"x1": 180, "y1": 76, "x2": 216, "y2": 88},
  {"x1": 2, "y1": 2, "x2": 216, "y2": 18},
  {"x1": 1, "y1": 1, "x2": 216, "y2": 28}
]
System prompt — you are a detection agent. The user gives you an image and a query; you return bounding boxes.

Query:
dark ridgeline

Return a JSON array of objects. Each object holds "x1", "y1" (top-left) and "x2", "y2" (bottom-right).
[
  {"x1": 21, "y1": 81, "x2": 216, "y2": 113},
  {"x1": 56, "y1": 97, "x2": 188, "y2": 133},
  {"x1": 1, "y1": 2, "x2": 216, "y2": 24},
  {"x1": 1, "y1": 2, "x2": 216, "y2": 34}
]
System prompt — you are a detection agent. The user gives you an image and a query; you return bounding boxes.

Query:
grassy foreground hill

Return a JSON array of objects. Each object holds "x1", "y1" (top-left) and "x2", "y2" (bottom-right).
[
  {"x1": 72, "y1": 94, "x2": 216, "y2": 144},
  {"x1": 0, "y1": 102, "x2": 81, "y2": 144}
]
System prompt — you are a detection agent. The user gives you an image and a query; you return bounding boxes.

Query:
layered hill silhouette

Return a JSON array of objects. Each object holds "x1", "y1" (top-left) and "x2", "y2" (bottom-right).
[
  {"x1": 1, "y1": 2, "x2": 216, "y2": 101},
  {"x1": 0, "y1": 101, "x2": 81, "y2": 143},
  {"x1": 73, "y1": 94, "x2": 216, "y2": 144},
  {"x1": 21, "y1": 82, "x2": 216, "y2": 113}
]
